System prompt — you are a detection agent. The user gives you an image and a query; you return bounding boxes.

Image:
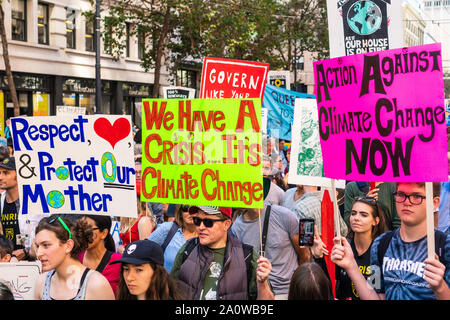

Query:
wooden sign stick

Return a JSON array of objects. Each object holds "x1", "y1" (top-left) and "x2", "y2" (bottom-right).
[
  {"x1": 330, "y1": 179, "x2": 341, "y2": 240},
  {"x1": 425, "y1": 182, "x2": 435, "y2": 259}
]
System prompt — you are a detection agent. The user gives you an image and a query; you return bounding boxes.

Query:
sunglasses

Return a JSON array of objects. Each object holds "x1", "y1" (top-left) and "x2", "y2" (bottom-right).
[
  {"x1": 193, "y1": 217, "x2": 227, "y2": 228},
  {"x1": 354, "y1": 196, "x2": 377, "y2": 205},
  {"x1": 48, "y1": 216, "x2": 72, "y2": 240}
]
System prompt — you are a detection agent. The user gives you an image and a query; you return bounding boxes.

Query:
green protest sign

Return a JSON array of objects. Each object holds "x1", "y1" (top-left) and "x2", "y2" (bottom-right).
[{"x1": 141, "y1": 98, "x2": 263, "y2": 208}]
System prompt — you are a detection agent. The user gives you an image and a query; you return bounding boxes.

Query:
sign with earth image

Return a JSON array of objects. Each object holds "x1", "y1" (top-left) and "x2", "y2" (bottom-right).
[
  {"x1": 327, "y1": 0, "x2": 403, "y2": 58},
  {"x1": 9, "y1": 115, "x2": 138, "y2": 217}
]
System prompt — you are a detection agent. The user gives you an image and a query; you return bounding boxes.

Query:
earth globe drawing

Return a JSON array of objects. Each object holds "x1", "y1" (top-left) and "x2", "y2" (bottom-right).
[
  {"x1": 102, "y1": 152, "x2": 117, "y2": 182},
  {"x1": 47, "y1": 191, "x2": 65, "y2": 209},
  {"x1": 347, "y1": 1, "x2": 382, "y2": 36},
  {"x1": 56, "y1": 166, "x2": 69, "y2": 180}
]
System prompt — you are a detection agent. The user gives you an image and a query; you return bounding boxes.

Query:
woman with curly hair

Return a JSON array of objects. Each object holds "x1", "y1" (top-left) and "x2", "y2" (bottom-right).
[{"x1": 33, "y1": 215, "x2": 115, "y2": 300}]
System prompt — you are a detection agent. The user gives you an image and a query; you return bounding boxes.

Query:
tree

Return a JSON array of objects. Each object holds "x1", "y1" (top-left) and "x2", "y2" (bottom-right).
[
  {"x1": 94, "y1": 0, "x2": 329, "y2": 96},
  {"x1": 0, "y1": 1, "x2": 20, "y2": 117},
  {"x1": 95, "y1": 0, "x2": 181, "y2": 98}
]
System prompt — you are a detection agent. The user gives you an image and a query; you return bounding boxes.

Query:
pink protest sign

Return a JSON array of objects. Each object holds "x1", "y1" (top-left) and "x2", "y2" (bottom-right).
[{"x1": 313, "y1": 43, "x2": 448, "y2": 182}]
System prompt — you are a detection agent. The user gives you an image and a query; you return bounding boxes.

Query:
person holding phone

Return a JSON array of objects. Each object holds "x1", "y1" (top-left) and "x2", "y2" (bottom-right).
[{"x1": 334, "y1": 196, "x2": 387, "y2": 300}]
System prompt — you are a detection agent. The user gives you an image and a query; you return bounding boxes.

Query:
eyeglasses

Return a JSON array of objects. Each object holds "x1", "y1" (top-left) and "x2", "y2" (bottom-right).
[
  {"x1": 354, "y1": 196, "x2": 377, "y2": 205},
  {"x1": 193, "y1": 217, "x2": 227, "y2": 228},
  {"x1": 180, "y1": 205, "x2": 190, "y2": 212},
  {"x1": 394, "y1": 192, "x2": 426, "y2": 205},
  {"x1": 48, "y1": 216, "x2": 72, "y2": 240}
]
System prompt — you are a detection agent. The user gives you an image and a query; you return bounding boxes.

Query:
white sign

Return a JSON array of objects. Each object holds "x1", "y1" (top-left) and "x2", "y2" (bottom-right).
[
  {"x1": 288, "y1": 98, "x2": 345, "y2": 188},
  {"x1": 326, "y1": 0, "x2": 403, "y2": 58},
  {"x1": 162, "y1": 86, "x2": 196, "y2": 99},
  {"x1": 56, "y1": 106, "x2": 86, "y2": 116},
  {"x1": 267, "y1": 70, "x2": 291, "y2": 89},
  {"x1": 0, "y1": 261, "x2": 42, "y2": 300},
  {"x1": 10, "y1": 115, "x2": 138, "y2": 217}
]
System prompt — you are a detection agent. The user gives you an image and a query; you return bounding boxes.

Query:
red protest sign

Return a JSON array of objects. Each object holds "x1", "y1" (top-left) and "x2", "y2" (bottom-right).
[{"x1": 200, "y1": 57, "x2": 269, "y2": 99}]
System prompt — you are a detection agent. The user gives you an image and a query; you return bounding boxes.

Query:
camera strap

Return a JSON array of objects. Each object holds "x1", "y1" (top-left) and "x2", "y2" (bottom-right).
[{"x1": 261, "y1": 205, "x2": 271, "y2": 255}]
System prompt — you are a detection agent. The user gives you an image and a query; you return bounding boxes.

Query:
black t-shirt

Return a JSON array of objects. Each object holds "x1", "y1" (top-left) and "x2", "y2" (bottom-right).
[
  {"x1": 1, "y1": 200, "x2": 23, "y2": 250},
  {"x1": 335, "y1": 238, "x2": 372, "y2": 300}
]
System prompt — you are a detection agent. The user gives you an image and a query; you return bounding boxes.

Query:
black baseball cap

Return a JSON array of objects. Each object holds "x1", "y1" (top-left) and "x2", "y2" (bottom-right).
[
  {"x1": 111, "y1": 240, "x2": 164, "y2": 266},
  {"x1": 0, "y1": 157, "x2": 15, "y2": 170}
]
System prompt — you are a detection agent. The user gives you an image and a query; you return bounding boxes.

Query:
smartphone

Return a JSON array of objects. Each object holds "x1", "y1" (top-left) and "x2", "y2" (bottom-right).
[{"x1": 298, "y1": 218, "x2": 315, "y2": 246}]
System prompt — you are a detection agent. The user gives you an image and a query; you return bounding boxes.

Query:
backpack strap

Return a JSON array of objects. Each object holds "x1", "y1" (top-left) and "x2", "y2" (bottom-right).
[
  {"x1": 181, "y1": 237, "x2": 199, "y2": 264},
  {"x1": 435, "y1": 230, "x2": 447, "y2": 263},
  {"x1": 161, "y1": 222, "x2": 179, "y2": 252},
  {"x1": 377, "y1": 230, "x2": 395, "y2": 267},
  {"x1": 261, "y1": 205, "x2": 271, "y2": 255},
  {"x1": 96, "y1": 250, "x2": 114, "y2": 273},
  {"x1": 242, "y1": 243, "x2": 253, "y2": 298}
]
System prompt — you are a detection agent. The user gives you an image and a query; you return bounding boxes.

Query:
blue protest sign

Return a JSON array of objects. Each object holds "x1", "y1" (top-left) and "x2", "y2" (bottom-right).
[{"x1": 263, "y1": 84, "x2": 315, "y2": 141}]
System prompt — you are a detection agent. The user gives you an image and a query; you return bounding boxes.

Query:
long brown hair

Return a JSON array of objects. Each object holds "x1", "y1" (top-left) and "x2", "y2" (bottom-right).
[{"x1": 117, "y1": 262, "x2": 184, "y2": 300}]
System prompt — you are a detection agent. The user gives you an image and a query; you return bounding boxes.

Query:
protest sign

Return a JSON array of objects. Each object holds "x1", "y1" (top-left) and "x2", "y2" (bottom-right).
[
  {"x1": 141, "y1": 98, "x2": 263, "y2": 208},
  {"x1": 56, "y1": 105, "x2": 87, "y2": 116},
  {"x1": 0, "y1": 261, "x2": 41, "y2": 300},
  {"x1": 267, "y1": 70, "x2": 291, "y2": 89},
  {"x1": 326, "y1": 0, "x2": 403, "y2": 58},
  {"x1": 314, "y1": 43, "x2": 448, "y2": 182},
  {"x1": 263, "y1": 84, "x2": 315, "y2": 141},
  {"x1": 10, "y1": 115, "x2": 138, "y2": 217},
  {"x1": 162, "y1": 86, "x2": 196, "y2": 99},
  {"x1": 200, "y1": 57, "x2": 269, "y2": 99},
  {"x1": 288, "y1": 98, "x2": 345, "y2": 188}
]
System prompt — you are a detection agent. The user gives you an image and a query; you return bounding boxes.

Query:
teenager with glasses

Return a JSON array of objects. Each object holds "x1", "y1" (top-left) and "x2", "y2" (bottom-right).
[
  {"x1": 332, "y1": 182, "x2": 450, "y2": 300},
  {"x1": 33, "y1": 215, "x2": 115, "y2": 300},
  {"x1": 335, "y1": 196, "x2": 387, "y2": 300},
  {"x1": 171, "y1": 205, "x2": 274, "y2": 300},
  {"x1": 148, "y1": 204, "x2": 197, "y2": 272}
]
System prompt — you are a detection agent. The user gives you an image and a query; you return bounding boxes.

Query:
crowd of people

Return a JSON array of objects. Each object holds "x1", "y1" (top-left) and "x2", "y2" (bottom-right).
[{"x1": 0, "y1": 129, "x2": 449, "y2": 301}]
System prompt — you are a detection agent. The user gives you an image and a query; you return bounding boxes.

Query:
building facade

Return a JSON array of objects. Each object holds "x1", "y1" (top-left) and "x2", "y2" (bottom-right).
[{"x1": 1, "y1": 0, "x2": 172, "y2": 127}]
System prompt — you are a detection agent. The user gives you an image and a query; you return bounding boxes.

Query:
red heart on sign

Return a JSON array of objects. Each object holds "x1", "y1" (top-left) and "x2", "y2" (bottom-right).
[{"x1": 93, "y1": 117, "x2": 131, "y2": 149}]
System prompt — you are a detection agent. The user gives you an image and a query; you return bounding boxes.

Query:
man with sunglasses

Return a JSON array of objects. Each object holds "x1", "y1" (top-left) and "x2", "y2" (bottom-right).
[
  {"x1": 171, "y1": 205, "x2": 274, "y2": 300},
  {"x1": 332, "y1": 182, "x2": 450, "y2": 300}
]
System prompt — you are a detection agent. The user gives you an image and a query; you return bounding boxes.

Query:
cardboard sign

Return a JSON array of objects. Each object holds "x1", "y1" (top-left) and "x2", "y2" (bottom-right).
[
  {"x1": 263, "y1": 84, "x2": 315, "y2": 141},
  {"x1": 10, "y1": 115, "x2": 138, "y2": 217},
  {"x1": 267, "y1": 70, "x2": 291, "y2": 89},
  {"x1": 141, "y1": 98, "x2": 263, "y2": 208},
  {"x1": 162, "y1": 86, "x2": 196, "y2": 99},
  {"x1": 314, "y1": 43, "x2": 448, "y2": 182},
  {"x1": 326, "y1": 0, "x2": 403, "y2": 58},
  {"x1": 289, "y1": 98, "x2": 345, "y2": 188},
  {"x1": 200, "y1": 57, "x2": 269, "y2": 99},
  {"x1": 0, "y1": 261, "x2": 42, "y2": 300}
]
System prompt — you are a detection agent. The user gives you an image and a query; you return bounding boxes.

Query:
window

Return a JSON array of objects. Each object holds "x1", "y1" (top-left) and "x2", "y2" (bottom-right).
[
  {"x1": 11, "y1": 0, "x2": 26, "y2": 41},
  {"x1": 38, "y1": 3, "x2": 49, "y2": 45},
  {"x1": 85, "y1": 20, "x2": 94, "y2": 52},
  {"x1": 138, "y1": 29, "x2": 146, "y2": 60},
  {"x1": 125, "y1": 23, "x2": 131, "y2": 58},
  {"x1": 176, "y1": 69, "x2": 197, "y2": 89},
  {"x1": 66, "y1": 8, "x2": 76, "y2": 49}
]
